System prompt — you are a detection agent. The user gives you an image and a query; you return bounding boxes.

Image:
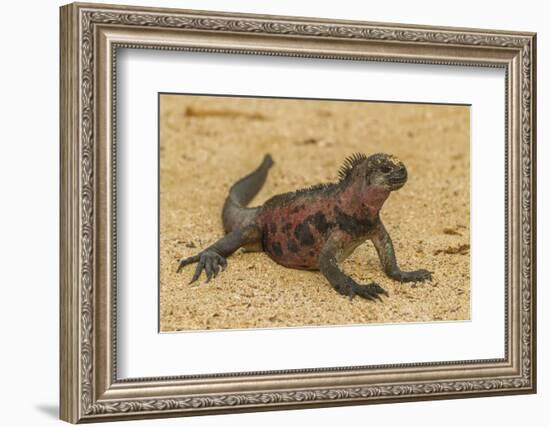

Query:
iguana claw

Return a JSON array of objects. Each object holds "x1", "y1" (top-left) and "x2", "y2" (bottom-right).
[
  {"x1": 176, "y1": 254, "x2": 200, "y2": 273},
  {"x1": 393, "y1": 269, "x2": 432, "y2": 283},
  {"x1": 349, "y1": 282, "x2": 389, "y2": 301},
  {"x1": 177, "y1": 250, "x2": 227, "y2": 284}
]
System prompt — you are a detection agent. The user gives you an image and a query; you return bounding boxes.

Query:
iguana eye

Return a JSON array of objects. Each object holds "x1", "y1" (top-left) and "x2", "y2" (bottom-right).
[{"x1": 380, "y1": 165, "x2": 392, "y2": 174}]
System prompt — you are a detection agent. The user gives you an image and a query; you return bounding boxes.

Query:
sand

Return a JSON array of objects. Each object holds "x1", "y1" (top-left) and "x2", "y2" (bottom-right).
[{"x1": 159, "y1": 94, "x2": 470, "y2": 332}]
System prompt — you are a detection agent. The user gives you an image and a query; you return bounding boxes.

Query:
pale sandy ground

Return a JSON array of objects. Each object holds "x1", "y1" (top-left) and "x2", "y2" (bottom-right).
[{"x1": 159, "y1": 94, "x2": 470, "y2": 331}]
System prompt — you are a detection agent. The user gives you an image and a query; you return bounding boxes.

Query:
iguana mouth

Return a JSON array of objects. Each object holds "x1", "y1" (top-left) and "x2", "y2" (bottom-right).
[
  {"x1": 388, "y1": 168, "x2": 407, "y2": 184},
  {"x1": 388, "y1": 168, "x2": 407, "y2": 188}
]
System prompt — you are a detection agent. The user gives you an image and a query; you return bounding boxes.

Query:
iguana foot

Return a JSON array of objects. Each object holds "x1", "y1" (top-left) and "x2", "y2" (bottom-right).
[
  {"x1": 339, "y1": 281, "x2": 388, "y2": 301},
  {"x1": 392, "y1": 269, "x2": 432, "y2": 283},
  {"x1": 177, "y1": 249, "x2": 227, "y2": 284},
  {"x1": 352, "y1": 282, "x2": 388, "y2": 301}
]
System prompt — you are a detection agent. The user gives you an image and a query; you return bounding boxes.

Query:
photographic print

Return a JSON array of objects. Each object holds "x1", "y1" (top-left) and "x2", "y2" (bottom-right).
[{"x1": 159, "y1": 94, "x2": 470, "y2": 331}]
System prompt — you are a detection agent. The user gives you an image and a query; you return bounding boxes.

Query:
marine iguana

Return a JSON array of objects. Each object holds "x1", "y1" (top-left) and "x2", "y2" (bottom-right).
[{"x1": 177, "y1": 153, "x2": 432, "y2": 300}]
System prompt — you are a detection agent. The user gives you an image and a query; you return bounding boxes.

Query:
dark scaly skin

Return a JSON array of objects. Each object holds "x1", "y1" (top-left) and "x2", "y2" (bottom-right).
[{"x1": 178, "y1": 153, "x2": 432, "y2": 300}]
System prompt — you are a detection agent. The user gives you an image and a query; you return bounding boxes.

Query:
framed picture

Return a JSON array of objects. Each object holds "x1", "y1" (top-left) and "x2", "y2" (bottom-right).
[{"x1": 59, "y1": 2, "x2": 536, "y2": 423}]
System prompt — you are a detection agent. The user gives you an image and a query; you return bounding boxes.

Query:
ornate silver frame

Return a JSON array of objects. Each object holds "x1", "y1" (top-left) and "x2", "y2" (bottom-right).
[{"x1": 60, "y1": 2, "x2": 536, "y2": 423}]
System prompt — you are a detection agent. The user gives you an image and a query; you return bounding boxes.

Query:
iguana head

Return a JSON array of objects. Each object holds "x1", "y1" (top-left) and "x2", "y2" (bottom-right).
[
  {"x1": 338, "y1": 152, "x2": 408, "y2": 192},
  {"x1": 365, "y1": 153, "x2": 407, "y2": 191}
]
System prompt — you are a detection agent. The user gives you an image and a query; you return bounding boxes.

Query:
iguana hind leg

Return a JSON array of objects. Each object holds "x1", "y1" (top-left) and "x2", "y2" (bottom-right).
[
  {"x1": 319, "y1": 231, "x2": 388, "y2": 301},
  {"x1": 178, "y1": 225, "x2": 262, "y2": 284}
]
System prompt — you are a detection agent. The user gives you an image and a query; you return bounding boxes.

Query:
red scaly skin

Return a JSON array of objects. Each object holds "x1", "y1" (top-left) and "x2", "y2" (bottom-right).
[{"x1": 256, "y1": 179, "x2": 390, "y2": 270}]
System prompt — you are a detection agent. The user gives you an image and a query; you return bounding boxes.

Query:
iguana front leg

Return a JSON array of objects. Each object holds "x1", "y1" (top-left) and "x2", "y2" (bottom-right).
[
  {"x1": 371, "y1": 220, "x2": 432, "y2": 283},
  {"x1": 177, "y1": 225, "x2": 261, "y2": 283},
  {"x1": 319, "y1": 231, "x2": 388, "y2": 301}
]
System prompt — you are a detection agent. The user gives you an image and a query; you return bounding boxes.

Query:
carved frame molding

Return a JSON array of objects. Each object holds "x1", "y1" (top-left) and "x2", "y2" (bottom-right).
[{"x1": 60, "y1": 2, "x2": 536, "y2": 423}]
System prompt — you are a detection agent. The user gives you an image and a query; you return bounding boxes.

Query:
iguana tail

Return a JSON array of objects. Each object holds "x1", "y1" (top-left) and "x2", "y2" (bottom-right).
[{"x1": 222, "y1": 154, "x2": 274, "y2": 234}]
